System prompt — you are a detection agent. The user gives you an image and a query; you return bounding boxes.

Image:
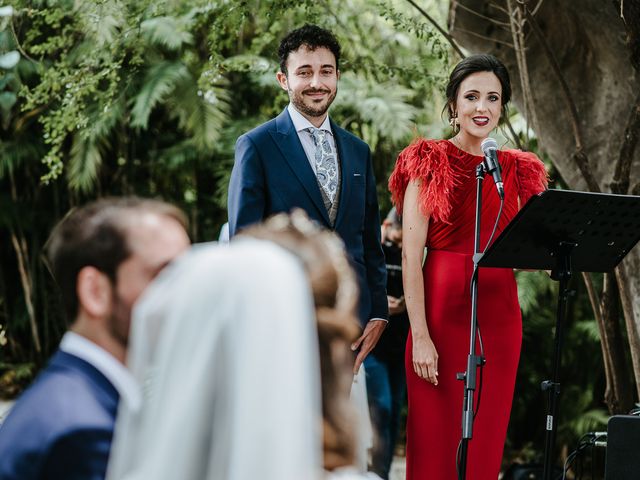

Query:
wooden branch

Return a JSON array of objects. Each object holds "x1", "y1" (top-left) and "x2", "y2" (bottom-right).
[
  {"x1": 504, "y1": 118, "x2": 524, "y2": 150},
  {"x1": 615, "y1": 261, "x2": 640, "y2": 400},
  {"x1": 488, "y1": 2, "x2": 510, "y2": 16},
  {"x1": 612, "y1": 0, "x2": 640, "y2": 70},
  {"x1": 611, "y1": 90, "x2": 640, "y2": 194},
  {"x1": 452, "y1": 27, "x2": 515, "y2": 48},
  {"x1": 517, "y1": 0, "x2": 546, "y2": 16},
  {"x1": 10, "y1": 16, "x2": 39, "y2": 64},
  {"x1": 582, "y1": 272, "x2": 602, "y2": 325},
  {"x1": 600, "y1": 272, "x2": 634, "y2": 413},
  {"x1": 583, "y1": 272, "x2": 616, "y2": 411},
  {"x1": 455, "y1": 2, "x2": 511, "y2": 26},
  {"x1": 530, "y1": 0, "x2": 545, "y2": 16},
  {"x1": 8, "y1": 170, "x2": 41, "y2": 354},
  {"x1": 403, "y1": 0, "x2": 466, "y2": 57},
  {"x1": 508, "y1": 0, "x2": 541, "y2": 143},
  {"x1": 572, "y1": 150, "x2": 601, "y2": 192},
  {"x1": 10, "y1": 232, "x2": 41, "y2": 354},
  {"x1": 522, "y1": 5, "x2": 601, "y2": 192}
]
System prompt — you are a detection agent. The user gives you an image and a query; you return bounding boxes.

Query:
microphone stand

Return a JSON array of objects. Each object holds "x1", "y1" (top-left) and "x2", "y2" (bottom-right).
[{"x1": 456, "y1": 162, "x2": 488, "y2": 479}]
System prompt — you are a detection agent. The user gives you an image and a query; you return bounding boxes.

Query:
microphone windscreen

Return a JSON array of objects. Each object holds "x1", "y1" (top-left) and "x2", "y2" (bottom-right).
[{"x1": 481, "y1": 137, "x2": 498, "y2": 154}]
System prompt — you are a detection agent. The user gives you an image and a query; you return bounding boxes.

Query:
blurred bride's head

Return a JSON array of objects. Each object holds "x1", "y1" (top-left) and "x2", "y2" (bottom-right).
[{"x1": 240, "y1": 209, "x2": 361, "y2": 471}]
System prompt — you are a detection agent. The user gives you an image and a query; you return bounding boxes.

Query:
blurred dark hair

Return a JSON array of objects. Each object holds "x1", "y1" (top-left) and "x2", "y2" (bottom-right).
[
  {"x1": 444, "y1": 54, "x2": 512, "y2": 122},
  {"x1": 45, "y1": 197, "x2": 187, "y2": 321},
  {"x1": 278, "y1": 24, "x2": 341, "y2": 75}
]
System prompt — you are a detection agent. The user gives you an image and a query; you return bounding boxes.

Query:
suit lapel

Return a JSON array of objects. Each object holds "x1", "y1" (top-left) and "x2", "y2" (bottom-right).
[
  {"x1": 331, "y1": 121, "x2": 355, "y2": 229},
  {"x1": 270, "y1": 110, "x2": 331, "y2": 225}
]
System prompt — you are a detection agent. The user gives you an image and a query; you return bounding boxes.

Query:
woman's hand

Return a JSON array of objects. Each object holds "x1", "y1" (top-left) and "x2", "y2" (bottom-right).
[{"x1": 412, "y1": 335, "x2": 439, "y2": 385}]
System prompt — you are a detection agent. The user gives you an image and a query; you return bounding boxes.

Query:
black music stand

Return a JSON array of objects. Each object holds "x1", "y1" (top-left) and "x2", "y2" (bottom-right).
[{"x1": 478, "y1": 189, "x2": 640, "y2": 480}]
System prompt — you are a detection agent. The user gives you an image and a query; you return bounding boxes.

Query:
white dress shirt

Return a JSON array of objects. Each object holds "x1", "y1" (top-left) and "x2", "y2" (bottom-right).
[
  {"x1": 287, "y1": 103, "x2": 338, "y2": 173},
  {"x1": 60, "y1": 331, "x2": 142, "y2": 411}
]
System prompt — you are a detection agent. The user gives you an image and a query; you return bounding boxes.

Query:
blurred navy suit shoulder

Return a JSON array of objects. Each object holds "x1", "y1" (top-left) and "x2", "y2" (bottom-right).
[
  {"x1": 228, "y1": 108, "x2": 388, "y2": 324},
  {"x1": 0, "y1": 350, "x2": 118, "y2": 480}
]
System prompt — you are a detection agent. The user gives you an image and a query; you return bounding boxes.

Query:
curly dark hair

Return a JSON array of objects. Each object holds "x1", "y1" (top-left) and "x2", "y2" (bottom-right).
[
  {"x1": 278, "y1": 24, "x2": 341, "y2": 75},
  {"x1": 444, "y1": 54, "x2": 512, "y2": 123}
]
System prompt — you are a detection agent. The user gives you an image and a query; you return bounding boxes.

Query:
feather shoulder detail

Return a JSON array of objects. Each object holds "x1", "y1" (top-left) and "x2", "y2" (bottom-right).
[
  {"x1": 506, "y1": 149, "x2": 549, "y2": 204},
  {"x1": 389, "y1": 138, "x2": 460, "y2": 223}
]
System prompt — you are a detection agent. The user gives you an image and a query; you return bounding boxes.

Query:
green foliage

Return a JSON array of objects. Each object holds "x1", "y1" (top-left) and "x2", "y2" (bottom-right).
[
  {"x1": 131, "y1": 61, "x2": 192, "y2": 129},
  {"x1": 0, "y1": 0, "x2": 450, "y2": 373}
]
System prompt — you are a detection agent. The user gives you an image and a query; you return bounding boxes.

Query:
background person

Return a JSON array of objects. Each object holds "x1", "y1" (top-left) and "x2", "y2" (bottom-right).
[
  {"x1": 227, "y1": 24, "x2": 388, "y2": 371},
  {"x1": 365, "y1": 207, "x2": 408, "y2": 479},
  {"x1": 388, "y1": 54, "x2": 548, "y2": 479},
  {"x1": 0, "y1": 198, "x2": 190, "y2": 480}
]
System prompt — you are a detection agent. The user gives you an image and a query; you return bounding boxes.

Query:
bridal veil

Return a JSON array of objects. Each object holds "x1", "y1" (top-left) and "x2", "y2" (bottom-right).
[{"x1": 107, "y1": 238, "x2": 323, "y2": 480}]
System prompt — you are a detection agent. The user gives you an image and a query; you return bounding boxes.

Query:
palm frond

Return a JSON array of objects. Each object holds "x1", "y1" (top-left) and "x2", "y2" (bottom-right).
[
  {"x1": 67, "y1": 98, "x2": 124, "y2": 192},
  {"x1": 0, "y1": 138, "x2": 43, "y2": 179},
  {"x1": 67, "y1": 134, "x2": 102, "y2": 193},
  {"x1": 221, "y1": 54, "x2": 272, "y2": 73},
  {"x1": 567, "y1": 408, "x2": 609, "y2": 436},
  {"x1": 130, "y1": 61, "x2": 190, "y2": 129},
  {"x1": 335, "y1": 73, "x2": 418, "y2": 146},
  {"x1": 574, "y1": 319, "x2": 601, "y2": 342},
  {"x1": 516, "y1": 270, "x2": 555, "y2": 315},
  {"x1": 140, "y1": 16, "x2": 194, "y2": 51},
  {"x1": 75, "y1": 0, "x2": 126, "y2": 47},
  {"x1": 154, "y1": 140, "x2": 199, "y2": 170},
  {"x1": 168, "y1": 76, "x2": 230, "y2": 152}
]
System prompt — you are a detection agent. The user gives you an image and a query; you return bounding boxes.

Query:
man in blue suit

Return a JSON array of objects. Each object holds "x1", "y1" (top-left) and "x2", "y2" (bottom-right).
[
  {"x1": 0, "y1": 198, "x2": 190, "y2": 480},
  {"x1": 228, "y1": 24, "x2": 388, "y2": 371}
]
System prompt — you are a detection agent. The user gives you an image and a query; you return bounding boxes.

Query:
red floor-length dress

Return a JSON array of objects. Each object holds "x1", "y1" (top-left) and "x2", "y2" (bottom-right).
[{"x1": 389, "y1": 139, "x2": 548, "y2": 480}]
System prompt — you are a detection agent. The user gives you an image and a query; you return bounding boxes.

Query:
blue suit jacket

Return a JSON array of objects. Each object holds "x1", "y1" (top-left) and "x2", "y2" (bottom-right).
[
  {"x1": 228, "y1": 109, "x2": 388, "y2": 324},
  {"x1": 0, "y1": 350, "x2": 118, "y2": 480}
]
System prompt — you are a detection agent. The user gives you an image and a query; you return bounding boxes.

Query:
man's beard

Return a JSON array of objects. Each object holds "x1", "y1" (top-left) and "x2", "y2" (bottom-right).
[
  {"x1": 108, "y1": 293, "x2": 130, "y2": 349},
  {"x1": 289, "y1": 87, "x2": 337, "y2": 118}
]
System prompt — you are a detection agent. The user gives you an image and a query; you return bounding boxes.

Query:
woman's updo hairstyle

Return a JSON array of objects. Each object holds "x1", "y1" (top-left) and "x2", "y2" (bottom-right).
[
  {"x1": 444, "y1": 54, "x2": 512, "y2": 124},
  {"x1": 239, "y1": 209, "x2": 361, "y2": 471}
]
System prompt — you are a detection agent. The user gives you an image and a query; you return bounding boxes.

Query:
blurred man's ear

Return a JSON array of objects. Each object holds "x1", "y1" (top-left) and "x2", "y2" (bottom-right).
[{"x1": 76, "y1": 266, "x2": 112, "y2": 320}]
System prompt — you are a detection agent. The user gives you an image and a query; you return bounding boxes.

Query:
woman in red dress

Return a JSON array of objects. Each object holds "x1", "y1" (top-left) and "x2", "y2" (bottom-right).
[{"x1": 389, "y1": 54, "x2": 548, "y2": 479}]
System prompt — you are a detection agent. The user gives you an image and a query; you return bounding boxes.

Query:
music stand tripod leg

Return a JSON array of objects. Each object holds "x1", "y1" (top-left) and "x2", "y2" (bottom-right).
[{"x1": 542, "y1": 241, "x2": 576, "y2": 480}]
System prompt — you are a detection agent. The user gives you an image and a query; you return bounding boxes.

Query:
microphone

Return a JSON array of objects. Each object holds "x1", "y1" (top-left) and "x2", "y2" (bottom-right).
[{"x1": 481, "y1": 137, "x2": 504, "y2": 199}]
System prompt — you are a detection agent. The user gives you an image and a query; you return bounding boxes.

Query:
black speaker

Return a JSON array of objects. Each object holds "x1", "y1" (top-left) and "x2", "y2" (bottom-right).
[{"x1": 604, "y1": 415, "x2": 640, "y2": 479}]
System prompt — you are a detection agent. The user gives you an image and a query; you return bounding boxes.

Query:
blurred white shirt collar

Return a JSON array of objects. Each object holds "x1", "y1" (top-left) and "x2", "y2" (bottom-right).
[{"x1": 60, "y1": 331, "x2": 142, "y2": 411}]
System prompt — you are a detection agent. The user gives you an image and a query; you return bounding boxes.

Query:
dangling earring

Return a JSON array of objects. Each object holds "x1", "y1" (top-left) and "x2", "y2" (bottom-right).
[{"x1": 449, "y1": 113, "x2": 459, "y2": 134}]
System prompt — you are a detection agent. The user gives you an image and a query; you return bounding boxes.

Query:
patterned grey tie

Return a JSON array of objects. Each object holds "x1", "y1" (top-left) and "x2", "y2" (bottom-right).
[{"x1": 308, "y1": 127, "x2": 338, "y2": 204}]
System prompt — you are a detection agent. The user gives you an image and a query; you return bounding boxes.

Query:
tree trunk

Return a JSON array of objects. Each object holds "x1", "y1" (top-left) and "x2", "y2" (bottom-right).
[
  {"x1": 449, "y1": 0, "x2": 640, "y2": 404},
  {"x1": 617, "y1": 255, "x2": 640, "y2": 399}
]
